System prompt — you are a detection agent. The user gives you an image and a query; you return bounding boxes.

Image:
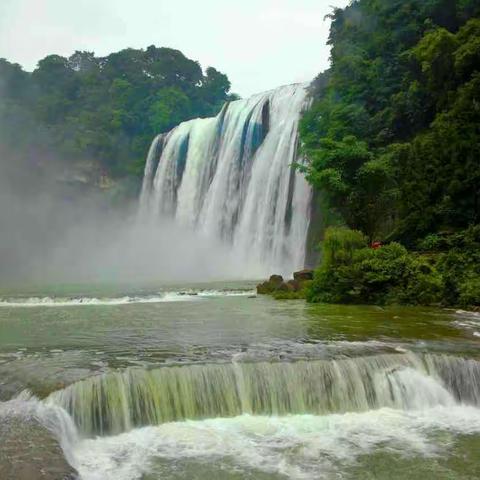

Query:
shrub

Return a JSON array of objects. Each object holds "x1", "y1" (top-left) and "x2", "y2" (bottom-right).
[
  {"x1": 458, "y1": 277, "x2": 480, "y2": 307},
  {"x1": 436, "y1": 226, "x2": 480, "y2": 306},
  {"x1": 320, "y1": 227, "x2": 367, "y2": 268},
  {"x1": 307, "y1": 229, "x2": 444, "y2": 305}
]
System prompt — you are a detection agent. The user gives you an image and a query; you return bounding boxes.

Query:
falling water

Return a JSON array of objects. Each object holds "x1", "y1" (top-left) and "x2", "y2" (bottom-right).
[
  {"x1": 139, "y1": 84, "x2": 312, "y2": 276},
  {"x1": 48, "y1": 353, "x2": 480, "y2": 436}
]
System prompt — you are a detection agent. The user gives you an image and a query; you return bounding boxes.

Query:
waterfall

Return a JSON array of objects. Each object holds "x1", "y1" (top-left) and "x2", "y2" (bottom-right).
[
  {"x1": 139, "y1": 84, "x2": 312, "y2": 276},
  {"x1": 48, "y1": 353, "x2": 480, "y2": 437}
]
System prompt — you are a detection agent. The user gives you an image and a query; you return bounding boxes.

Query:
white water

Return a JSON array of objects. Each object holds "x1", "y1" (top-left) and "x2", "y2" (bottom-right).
[
  {"x1": 0, "y1": 290, "x2": 255, "y2": 307},
  {"x1": 140, "y1": 84, "x2": 312, "y2": 277},
  {"x1": 455, "y1": 309, "x2": 480, "y2": 338},
  {"x1": 73, "y1": 406, "x2": 480, "y2": 480},
  {"x1": 4, "y1": 353, "x2": 480, "y2": 479}
]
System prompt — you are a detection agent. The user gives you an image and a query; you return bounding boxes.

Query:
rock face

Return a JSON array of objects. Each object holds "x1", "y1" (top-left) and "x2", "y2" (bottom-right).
[{"x1": 257, "y1": 270, "x2": 314, "y2": 296}]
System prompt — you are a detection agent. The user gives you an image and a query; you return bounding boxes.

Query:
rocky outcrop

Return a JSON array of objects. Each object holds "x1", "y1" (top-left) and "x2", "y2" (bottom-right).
[
  {"x1": 257, "y1": 275, "x2": 284, "y2": 294},
  {"x1": 257, "y1": 270, "x2": 314, "y2": 298}
]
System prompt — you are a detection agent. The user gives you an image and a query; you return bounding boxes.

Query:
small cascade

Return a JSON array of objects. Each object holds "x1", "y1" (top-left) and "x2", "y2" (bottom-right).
[
  {"x1": 47, "y1": 353, "x2": 480, "y2": 436},
  {"x1": 139, "y1": 84, "x2": 312, "y2": 276}
]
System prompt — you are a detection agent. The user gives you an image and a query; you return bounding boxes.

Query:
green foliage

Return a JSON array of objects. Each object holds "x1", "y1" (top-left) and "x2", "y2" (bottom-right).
[
  {"x1": 272, "y1": 282, "x2": 312, "y2": 300},
  {"x1": 0, "y1": 46, "x2": 237, "y2": 179},
  {"x1": 435, "y1": 226, "x2": 480, "y2": 306},
  {"x1": 308, "y1": 227, "x2": 480, "y2": 307},
  {"x1": 148, "y1": 87, "x2": 192, "y2": 133},
  {"x1": 458, "y1": 278, "x2": 480, "y2": 306},
  {"x1": 308, "y1": 229, "x2": 444, "y2": 305},
  {"x1": 320, "y1": 227, "x2": 367, "y2": 268},
  {"x1": 393, "y1": 72, "x2": 480, "y2": 241},
  {"x1": 417, "y1": 234, "x2": 446, "y2": 251},
  {"x1": 300, "y1": 1, "x2": 480, "y2": 245}
]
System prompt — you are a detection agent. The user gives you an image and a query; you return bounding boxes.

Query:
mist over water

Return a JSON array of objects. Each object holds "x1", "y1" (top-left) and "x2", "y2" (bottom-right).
[
  {"x1": 0, "y1": 184, "x2": 244, "y2": 285},
  {"x1": 0, "y1": 150, "x2": 244, "y2": 287}
]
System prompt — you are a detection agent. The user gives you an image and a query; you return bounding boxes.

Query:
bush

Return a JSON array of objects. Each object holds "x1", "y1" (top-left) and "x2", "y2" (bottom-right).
[
  {"x1": 321, "y1": 226, "x2": 367, "y2": 268},
  {"x1": 307, "y1": 229, "x2": 444, "y2": 305},
  {"x1": 436, "y1": 226, "x2": 480, "y2": 306},
  {"x1": 458, "y1": 277, "x2": 480, "y2": 307}
]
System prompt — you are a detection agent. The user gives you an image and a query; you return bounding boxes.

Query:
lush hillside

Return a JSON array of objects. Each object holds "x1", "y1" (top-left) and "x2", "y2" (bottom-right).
[
  {"x1": 299, "y1": 0, "x2": 480, "y2": 307},
  {"x1": 0, "y1": 47, "x2": 236, "y2": 186}
]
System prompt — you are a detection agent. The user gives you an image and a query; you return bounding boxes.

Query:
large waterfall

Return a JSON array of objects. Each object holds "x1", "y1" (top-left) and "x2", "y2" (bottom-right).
[{"x1": 139, "y1": 84, "x2": 312, "y2": 276}]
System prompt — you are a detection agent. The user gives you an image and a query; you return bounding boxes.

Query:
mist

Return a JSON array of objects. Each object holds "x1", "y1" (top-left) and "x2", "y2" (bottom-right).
[{"x1": 0, "y1": 145, "x2": 250, "y2": 288}]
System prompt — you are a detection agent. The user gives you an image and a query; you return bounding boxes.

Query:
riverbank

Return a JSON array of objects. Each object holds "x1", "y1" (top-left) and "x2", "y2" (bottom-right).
[{"x1": 258, "y1": 226, "x2": 480, "y2": 310}]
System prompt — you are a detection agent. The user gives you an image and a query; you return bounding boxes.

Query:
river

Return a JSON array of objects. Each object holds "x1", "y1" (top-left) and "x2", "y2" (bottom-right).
[{"x1": 0, "y1": 282, "x2": 479, "y2": 479}]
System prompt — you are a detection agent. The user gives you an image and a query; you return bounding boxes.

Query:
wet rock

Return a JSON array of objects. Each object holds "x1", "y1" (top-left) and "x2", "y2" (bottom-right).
[
  {"x1": 256, "y1": 281, "x2": 273, "y2": 294},
  {"x1": 293, "y1": 269, "x2": 314, "y2": 282},
  {"x1": 269, "y1": 274, "x2": 284, "y2": 285},
  {"x1": 257, "y1": 275, "x2": 286, "y2": 294},
  {"x1": 257, "y1": 271, "x2": 312, "y2": 299}
]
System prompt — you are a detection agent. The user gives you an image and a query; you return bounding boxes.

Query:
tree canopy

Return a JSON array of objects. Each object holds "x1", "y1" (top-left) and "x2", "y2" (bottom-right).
[
  {"x1": 300, "y1": 0, "x2": 480, "y2": 307},
  {"x1": 300, "y1": 0, "x2": 480, "y2": 244},
  {"x1": 0, "y1": 46, "x2": 237, "y2": 180}
]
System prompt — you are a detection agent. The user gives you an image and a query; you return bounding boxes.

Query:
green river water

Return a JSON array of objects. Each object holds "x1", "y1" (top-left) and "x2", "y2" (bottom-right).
[{"x1": 0, "y1": 282, "x2": 479, "y2": 479}]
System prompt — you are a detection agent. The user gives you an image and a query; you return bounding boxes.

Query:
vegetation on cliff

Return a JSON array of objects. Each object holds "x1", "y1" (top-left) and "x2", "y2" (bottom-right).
[
  {"x1": 299, "y1": 0, "x2": 480, "y2": 307},
  {"x1": 0, "y1": 47, "x2": 236, "y2": 184}
]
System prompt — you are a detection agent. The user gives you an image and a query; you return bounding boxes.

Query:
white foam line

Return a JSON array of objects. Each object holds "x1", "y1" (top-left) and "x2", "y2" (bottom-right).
[{"x1": 0, "y1": 290, "x2": 256, "y2": 307}]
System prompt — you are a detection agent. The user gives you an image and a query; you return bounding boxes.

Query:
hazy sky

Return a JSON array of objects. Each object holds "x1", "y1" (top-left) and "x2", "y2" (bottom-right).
[{"x1": 0, "y1": 0, "x2": 349, "y2": 97}]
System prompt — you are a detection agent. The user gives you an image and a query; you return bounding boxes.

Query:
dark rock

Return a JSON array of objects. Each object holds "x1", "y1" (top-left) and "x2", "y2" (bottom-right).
[
  {"x1": 269, "y1": 274, "x2": 284, "y2": 285},
  {"x1": 293, "y1": 269, "x2": 314, "y2": 282},
  {"x1": 257, "y1": 281, "x2": 274, "y2": 294},
  {"x1": 257, "y1": 274, "x2": 305, "y2": 295}
]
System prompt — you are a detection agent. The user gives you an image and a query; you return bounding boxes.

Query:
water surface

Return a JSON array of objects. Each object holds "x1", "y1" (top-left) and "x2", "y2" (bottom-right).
[{"x1": 0, "y1": 282, "x2": 479, "y2": 479}]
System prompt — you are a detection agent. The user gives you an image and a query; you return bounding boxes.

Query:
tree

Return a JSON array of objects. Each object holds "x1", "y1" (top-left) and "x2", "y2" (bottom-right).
[{"x1": 0, "y1": 46, "x2": 234, "y2": 180}]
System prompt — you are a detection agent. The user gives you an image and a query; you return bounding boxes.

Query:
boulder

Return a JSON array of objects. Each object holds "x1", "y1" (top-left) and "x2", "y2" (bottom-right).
[
  {"x1": 257, "y1": 275, "x2": 289, "y2": 294},
  {"x1": 269, "y1": 274, "x2": 284, "y2": 285},
  {"x1": 293, "y1": 269, "x2": 314, "y2": 282},
  {"x1": 257, "y1": 281, "x2": 274, "y2": 294}
]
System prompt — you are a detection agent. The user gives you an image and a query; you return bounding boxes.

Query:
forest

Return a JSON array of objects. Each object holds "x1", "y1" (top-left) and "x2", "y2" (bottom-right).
[
  {"x1": 0, "y1": 46, "x2": 235, "y2": 184},
  {"x1": 300, "y1": 0, "x2": 480, "y2": 307}
]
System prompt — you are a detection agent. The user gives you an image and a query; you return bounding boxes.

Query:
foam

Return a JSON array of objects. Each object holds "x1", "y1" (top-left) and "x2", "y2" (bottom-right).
[
  {"x1": 73, "y1": 405, "x2": 480, "y2": 480},
  {"x1": 0, "y1": 290, "x2": 255, "y2": 307}
]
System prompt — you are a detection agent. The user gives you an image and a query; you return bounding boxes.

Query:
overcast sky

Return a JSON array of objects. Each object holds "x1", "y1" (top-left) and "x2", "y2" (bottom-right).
[{"x1": 0, "y1": 0, "x2": 349, "y2": 97}]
